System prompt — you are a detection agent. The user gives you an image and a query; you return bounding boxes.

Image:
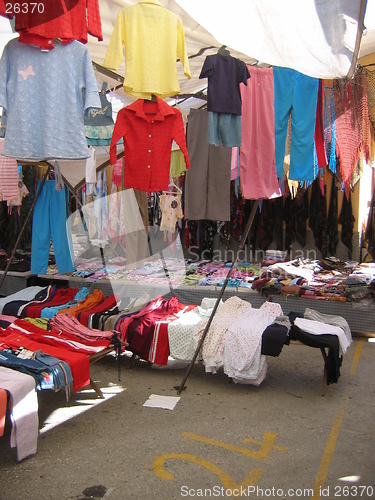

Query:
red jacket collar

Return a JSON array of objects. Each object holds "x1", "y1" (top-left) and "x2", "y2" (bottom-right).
[{"x1": 127, "y1": 97, "x2": 175, "y2": 121}]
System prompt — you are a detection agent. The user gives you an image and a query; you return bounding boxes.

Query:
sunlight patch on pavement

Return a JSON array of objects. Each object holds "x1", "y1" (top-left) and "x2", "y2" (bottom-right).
[{"x1": 39, "y1": 383, "x2": 126, "y2": 435}]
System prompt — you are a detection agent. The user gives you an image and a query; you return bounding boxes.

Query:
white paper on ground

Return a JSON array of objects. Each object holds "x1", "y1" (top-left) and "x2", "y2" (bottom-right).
[{"x1": 143, "y1": 394, "x2": 180, "y2": 410}]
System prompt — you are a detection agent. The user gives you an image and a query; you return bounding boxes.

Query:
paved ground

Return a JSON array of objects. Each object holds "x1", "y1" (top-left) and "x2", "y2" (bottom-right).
[{"x1": 0, "y1": 337, "x2": 374, "y2": 500}]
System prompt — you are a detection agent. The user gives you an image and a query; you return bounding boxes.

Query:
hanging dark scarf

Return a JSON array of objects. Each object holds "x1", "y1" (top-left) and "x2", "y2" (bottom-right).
[
  {"x1": 201, "y1": 221, "x2": 217, "y2": 259},
  {"x1": 365, "y1": 184, "x2": 375, "y2": 259},
  {"x1": 245, "y1": 199, "x2": 259, "y2": 250},
  {"x1": 309, "y1": 177, "x2": 328, "y2": 258},
  {"x1": 327, "y1": 175, "x2": 339, "y2": 255},
  {"x1": 338, "y1": 191, "x2": 355, "y2": 259},
  {"x1": 258, "y1": 199, "x2": 274, "y2": 251},
  {"x1": 258, "y1": 197, "x2": 284, "y2": 251},
  {"x1": 284, "y1": 187, "x2": 308, "y2": 251},
  {"x1": 231, "y1": 181, "x2": 246, "y2": 243}
]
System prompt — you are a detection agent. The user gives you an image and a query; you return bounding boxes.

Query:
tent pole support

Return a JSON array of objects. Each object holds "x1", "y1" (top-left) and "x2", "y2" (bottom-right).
[
  {"x1": 0, "y1": 161, "x2": 52, "y2": 290},
  {"x1": 176, "y1": 198, "x2": 260, "y2": 395}
]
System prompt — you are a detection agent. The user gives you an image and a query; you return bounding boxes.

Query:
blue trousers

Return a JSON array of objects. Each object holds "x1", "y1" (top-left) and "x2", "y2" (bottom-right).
[
  {"x1": 273, "y1": 66, "x2": 318, "y2": 181},
  {"x1": 31, "y1": 180, "x2": 74, "y2": 275}
]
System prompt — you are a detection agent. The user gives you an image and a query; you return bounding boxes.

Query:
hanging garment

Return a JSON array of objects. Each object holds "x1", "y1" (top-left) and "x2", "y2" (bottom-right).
[
  {"x1": 184, "y1": 108, "x2": 231, "y2": 221},
  {"x1": 273, "y1": 66, "x2": 319, "y2": 181},
  {"x1": 169, "y1": 150, "x2": 187, "y2": 178},
  {"x1": 0, "y1": 39, "x2": 101, "y2": 161},
  {"x1": 328, "y1": 176, "x2": 339, "y2": 255},
  {"x1": 30, "y1": 181, "x2": 74, "y2": 275},
  {"x1": 366, "y1": 68, "x2": 375, "y2": 139},
  {"x1": 284, "y1": 187, "x2": 308, "y2": 251},
  {"x1": 0, "y1": 138, "x2": 18, "y2": 201},
  {"x1": 85, "y1": 147, "x2": 97, "y2": 184},
  {"x1": 198, "y1": 221, "x2": 217, "y2": 261},
  {"x1": 159, "y1": 193, "x2": 183, "y2": 236},
  {"x1": 323, "y1": 85, "x2": 337, "y2": 173},
  {"x1": 309, "y1": 177, "x2": 328, "y2": 258},
  {"x1": 240, "y1": 66, "x2": 282, "y2": 200},
  {"x1": 334, "y1": 70, "x2": 370, "y2": 194},
  {"x1": 0, "y1": 387, "x2": 6, "y2": 437},
  {"x1": 0, "y1": 0, "x2": 102, "y2": 49},
  {"x1": 0, "y1": 366, "x2": 38, "y2": 462},
  {"x1": 5, "y1": 164, "x2": 29, "y2": 215},
  {"x1": 0, "y1": 108, "x2": 6, "y2": 138},
  {"x1": 103, "y1": 0, "x2": 190, "y2": 99},
  {"x1": 119, "y1": 188, "x2": 149, "y2": 269},
  {"x1": 338, "y1": 190, "x2": 355, "y2": 259},
  {"x1": 258, "y1": 197, "x2": 284, "y2": 251},
  {"x1": 111, "y1": 157, "x2": 124, "y2": 187},
  {"x1": 199, "y1": 53, "x2": 250, "y2": 114},
  {"x1": 82, "y1": 169, "x2": 108, "y2": 241},
  {"x1": 231, "y1": 184, "x2": 247, "y2": 243},
  {"x1": 314, "y1": 79, "x2": 328, "y2": 169},
  {"x1": 110, "y1": 97, "x2": 190, "y2": 192},
  {"x1": 231, "y1": 147, "x2": 240, "y2": 181},
  {"x1": 84, "y1": 82, "x2": 114, "y2": 147},
  {"x1": 199, "y1": 53, "x2": 250, "y2": 147},
  {"x1": 207, "y1": 111, "x2": 243, "y2": 148},
  {"x1": 107, "y1": 183, "x2": 122, "y2": 245},
  {"x1": 365, "y1": 185, "x2": 375, "y2": 259}
]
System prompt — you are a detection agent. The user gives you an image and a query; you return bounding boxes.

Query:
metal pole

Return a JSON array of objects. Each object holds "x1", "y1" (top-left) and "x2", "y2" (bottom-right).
[
  {"x1": 176, "y1": 199, "x2": 260, "y2": 394},
  {"x1": 0, "y1": 162, "x2": 52, "y2": 290}
]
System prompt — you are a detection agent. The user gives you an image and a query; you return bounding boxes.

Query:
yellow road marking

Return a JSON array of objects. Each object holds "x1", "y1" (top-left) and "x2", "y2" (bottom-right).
[
  {"x1": 153, "y1": 453, "x2": 264, "y2": 490},
  {"x1": 182, "y1": 431, "x2": 288, "y2": 458},
  {"x1": 311, "y1": 339, "x2": 364, "y2": 498},
  {"x1": 350, "y1": 338, "x2": 364, "y2": 375}
]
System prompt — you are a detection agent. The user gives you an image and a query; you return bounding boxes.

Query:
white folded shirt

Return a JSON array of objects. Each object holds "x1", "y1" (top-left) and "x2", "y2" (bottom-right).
[{"x1": 294, "y1": 317, "x2": 351, "y2": 357}]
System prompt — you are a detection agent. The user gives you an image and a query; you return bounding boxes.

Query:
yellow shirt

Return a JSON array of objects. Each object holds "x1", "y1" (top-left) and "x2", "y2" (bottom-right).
[{"x1": 103, "y1": 0, "x2": 191, "y2": 99}]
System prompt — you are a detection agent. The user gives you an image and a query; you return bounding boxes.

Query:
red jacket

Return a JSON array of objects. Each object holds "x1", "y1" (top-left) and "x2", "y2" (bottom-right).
[
  {"x1": 0, "y1": 0, "x2": 102, "y2": 49},
  {"x1": 110, "y1": 97, "x2": 190, "y2": 192}
]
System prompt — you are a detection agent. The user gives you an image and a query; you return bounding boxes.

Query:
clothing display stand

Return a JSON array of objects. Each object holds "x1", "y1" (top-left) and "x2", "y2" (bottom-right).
[
  {"x1": 0, "y1": 161, "x2": 53, "y2": 291},
  {"x1": 176, "y1": 199, "x2": 260, "y2": 394}
]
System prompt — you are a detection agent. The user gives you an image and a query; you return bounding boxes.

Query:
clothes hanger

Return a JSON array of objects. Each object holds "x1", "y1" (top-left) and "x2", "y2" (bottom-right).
[
  {"x1": 217, "y1": 45, "x2": 231, "y2": 56},
  {"x1": 143, "y1": 94, "x2": 158, "y2": 114},
  {"x1": 100, "y1": 81, "x2": 108, "y2": 95},
  {"x1": 163, "y1": 177, "x2": 182, "y2": 195}
]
